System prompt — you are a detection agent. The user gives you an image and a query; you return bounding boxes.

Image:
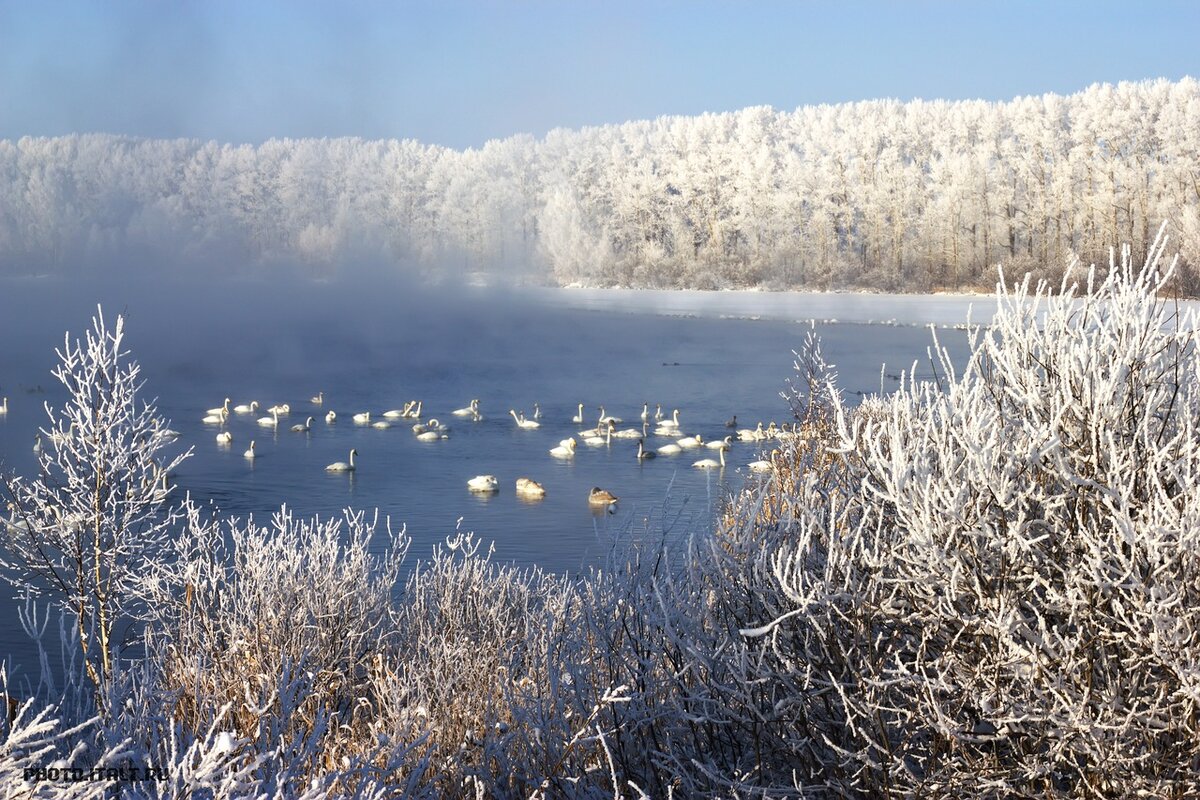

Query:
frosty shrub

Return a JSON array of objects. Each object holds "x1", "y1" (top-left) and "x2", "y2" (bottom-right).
[
  {"x1": 749, "y1": 229, "x2": 1200, "y2": 795},
  {"x1": 0, "y1": 308, "x2": 188, "y2": 690}
]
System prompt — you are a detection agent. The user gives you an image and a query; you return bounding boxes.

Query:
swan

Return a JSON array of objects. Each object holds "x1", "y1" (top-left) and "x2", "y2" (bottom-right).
[
  {"x1": 654, "y1": 403, "x2": 663, "y2": 421},
  {"x1": 206, "y1": 398, "x2": 231, "y2": 416},
  {"x1": 510, "y1": 410, "x2": 540, "y2": 430},
  {"x1": 257, "y1": 409, "x2": 279, "y2": 428},
  {"x1": 636, "y1": 439, "x2": 656, "y2": 460},
  {"x1": 738, "y1": 422, "x2": 767, "y2": 442},
  {"x1": 352, "y1": 411, "x2": 371, "y2": 424},
  {"x1": 611, "y1": 420, "x2": 643, "y2": 439},
  {"x1": 268, "y1": 403, "x2": 290, "y2": 415},
  {"x1": 582, "y1": 426, "x2": 610, "y2": 447},
  {"x1": 383, "y1": 403, "x2": 410, "y2": 418},
  {"x1": 0, "y1": 397, "x2": 7, "y2": 415},
  {"x1": 549, "y1": 438, "x2": 576, "y2": 458},
  {"x1": 656, "y1": 441, "x2": 682, "y2": 456},
  {"x1": 597, "y1": 406, "x2": 621, "y2": 425},
  {"x1": 243, "y1": 440, "x2": 257, "y2": 459},
  {"x1": 532, "y1": 402, "x2": 542, "y2": 419},
  {"x1": 725, "y1": 415, "x2": 738, "y2": 428},
  {"x1": 467, "y1": 475, "x2": 499, "y2": 493},
  {"x1": 515, "y1": 477, "x2": 546, "y2": 497},
  {"x1": 311, "y1": 391, "x2": 324, "y2": 405},
  {"x1": 659, "y1": 409, "x2": 682, "y2": 430},
  {"x1": 640, "y1": 403, "x2": 649, "y2": 422},
  {"x1": 291, "y1": 416, "x2": 314, "y2": 433},
  {"x1": 692, "y1": 449, "x2": 726, "y2": 469},
  {"x1": 588, "y1": 487, "x2": 619, "y2": 507},
  {"x1": 403, "y1": 401, "x2": 423, "y2": 419},
  {"x1": 202, "y1": 410, "x2": 227, "y2": 424},
  {"x1": 326, "y1": 410, "x2": 337, "y2": 423},
  {"x1": 452, "y1": 399, "x2": 480, "y2": 417},
  {"x1": 32, "y1": 434, "x2": 41, "y2": 453},
  {"x1": 707, "y1": 435, "x2": 734, "y2": 451},
  {"x1": 677, "y1": 434, "x2": 703, "y2": 449},
  {"x1": 233, "y1": 401, "x2": 259, "y2": 414},
  {"x1": 416, "y1": 430, "x2": 447, "y2": 441},
  {"x1": 326, "y1": 448, "x2": 357, "y2": 472},
  {"x1": 747, "y1": 458, "x2": 774, "y2": 473},
  {"x1": 372, "y1": 420, "x2": 392, "y2": 430},
  {"x1": 216, "y1": 431, "x2": 233, "y2": 444},
  {"x1": 571, "y1": 403, "x2": 585, "y2": 424}
]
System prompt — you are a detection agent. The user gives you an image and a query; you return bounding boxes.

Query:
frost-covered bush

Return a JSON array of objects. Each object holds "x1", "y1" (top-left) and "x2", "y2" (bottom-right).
[{"x1": 751, "y1": 229, "x2": 1200, "y2": 794}]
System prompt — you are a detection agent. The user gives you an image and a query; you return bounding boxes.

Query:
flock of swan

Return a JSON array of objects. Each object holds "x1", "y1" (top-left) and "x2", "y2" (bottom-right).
[{"x1": 3, "y1": 392, "x2": 790, "y2": 510}]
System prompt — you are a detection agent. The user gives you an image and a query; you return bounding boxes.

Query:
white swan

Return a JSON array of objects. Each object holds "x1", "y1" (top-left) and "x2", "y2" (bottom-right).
[
  {"x1": 352, "y1": 411, "x2": 371, "y2": 424},
  {"x1": 383, "y1": 404, "x2": 409, "y2": 418},
  {"x1": 326, "y1": 448, "x2": 357, "y2": 472},
  {"x1": 706, "y1": 435, "x2": 734, "y2": 451},
  {"x1": 657, "y1": 409, "x2": 681, "y2": 430},
  {"x1": 452, "y1": 399, "x2": 480, "y2": 417},
  {"x1": 325, "y1": 410, "x2": 337, "y2": 424},
  {"x1": 311, "y1": 391, "x2": 324, "y2": 405},
  {"x1": 202, "y1": 410, "x2": 228, "y2": 425},
  {"x1": 571, "y1": 403, "x2": 585, "y2": 424},
  {"x1": 206, "y1": 398, "x2": 231, "y2": 416},
  {"x1": 549, "y1": 438, "x2": 576, "y2": 458},
  {"x1": 532, "y1": 402, "x2": 542, "y2": 419},
  {"x1": 267, "y1": 403, "x2": 290, "y2": 415},
  {"x1": 291, "y1": 416, "x2": 314, "y2": 432},
  {"x1": 640, "y1": 403, "x2": 649, "y2": 422},
  {"x1": 510, "y1": 410, "x2": 540, "y2": 429},
  {"x1": 654, "y1": 403, "x2": 663, "y2": 421},
  {"x1": 656, "y1": 441, "x2": 682, "y2": 456},
  {"x1": 257, "y1": 409, "x2": 280, "y2": 428},
  {"x1": 0, "y1": 397, "x2": 7, "y2": 415},
  {"x1": 515, "y1": 477, "x2": 546, "y2": 497},
  {"x1": 403, "y1": 401, "x2": 423, "y2": 419},
  {"x1": 243, "y1": 440, "x2": 257, "y2": 459},
  {"x1": 467, "y1": 475, "x2": 499, "y2": 492},
  {"x1": 636, "y1": 439, "x2": 656, "y2": 460},
  {"x1": 216, "y1": 431, "x2": 233, "y2": 444},
  {"x1": 692, "y1": 449, "x2": 726, "y2": 469},
  {"x1": 416, "y1": 429, "x2": 447, "y2": 441},
  {"x1": 582, "y1": 426, "x2": 610, "y2": 447},
  {"x1": 611, "y1": 420, "x2": 643, "y2": 439},
  {"x1": 747, "y1": 459, "x2": 773, "y2": 473},
  {"x1": 598, "y1": 406, "x2": 621, "y2": 425},
  {"x1": 32, "y1": 434, "x2": 41, "y2": 453},
  {"x1": 677, "y1": 434, "x2": 703, "y2": 449},
  {"x1": 233, "y1": 401, "x2": 259, "y2": 414},
  {"x1": 372, "y1": 420, "x2": 392, "y2": 430}
]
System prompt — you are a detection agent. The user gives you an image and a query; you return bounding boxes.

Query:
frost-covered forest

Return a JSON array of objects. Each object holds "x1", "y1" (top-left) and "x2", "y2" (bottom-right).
[
  {"x1": 2, "y1": 78, "x2": 1199, "y2": 291},
  {"x1": 3, "y1": 232, "x2": 1200, "y2": 796}
]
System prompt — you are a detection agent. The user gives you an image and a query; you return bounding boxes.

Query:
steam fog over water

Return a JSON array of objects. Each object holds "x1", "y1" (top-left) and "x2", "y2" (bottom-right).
[{"x1": 0, "y1": 272, "x2": 982, "y2": 675}]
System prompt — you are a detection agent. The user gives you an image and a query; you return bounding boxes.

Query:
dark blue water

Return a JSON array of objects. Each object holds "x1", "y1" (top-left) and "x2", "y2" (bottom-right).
[{"x1": 0, "y1": 275, "x2": 972, "y2": 678}]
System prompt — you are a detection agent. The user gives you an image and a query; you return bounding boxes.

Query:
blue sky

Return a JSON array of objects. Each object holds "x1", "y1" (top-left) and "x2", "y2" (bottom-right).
[{"x1": 1, "y1": 1, "x2": 1197, "y2": 150}]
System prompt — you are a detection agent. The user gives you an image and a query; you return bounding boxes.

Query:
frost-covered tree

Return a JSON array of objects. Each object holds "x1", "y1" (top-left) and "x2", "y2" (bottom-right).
[{"x1": 0, "y1": 308, "x2": 188, "y2": 690}]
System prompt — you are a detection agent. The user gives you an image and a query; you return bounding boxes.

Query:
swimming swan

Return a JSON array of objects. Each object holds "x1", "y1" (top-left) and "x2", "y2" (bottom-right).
[
  {"x1": 372, "y1": 420, "x2": 392, "y2": 430},
  {"x1": 257, "y1": 409, "x2": 280, "y2": 428},
  {"x1": 326, "y1": 448, "x2": 357, "y2": 472},
  {"x1": 656, "y1": 441, "x2": 682, "y2": 456},
  {"x1": 677, "y1": 434, "x2": 703, "y2": 449},
  {"x1": 467, "y1": 475, "x2": 499, "y2": 492},
  {"x1": 0, "y1": 397, "x2": 7, "y2": 415},
  {"x1": 452, "y1": 399, "x2": 480, "y2": 417},
  {"x1": 352, "y1": 411, "x2": 371, "y2": 424},
  {"x1": 325, "y1": 410, "x2": 337, "y2": 424},
  {"x1": 532, "y1": 402, "x2": 542, "y2": 419},
  {"x1": 202, "y1": 411, "x2": 227, "y2": 425},
  {"x1": 549, "y1": 438, "x2": 576, "y2": 458},
  {"x1": 707, "y1": 435, "x2": 734, "y2": 451},
  {"x1": 640, "y1": 403, "x2": 649, "y2": 422},
  {"x1": 268, "y1": 403, "x2": 290, "y2": 415},
  {"x1": 216, "y1": 431, "x2": 233, "y2": 444},
  {"x1": 233, "y1": 401, "x2": 259, "y2": 414},
  {"x1": 311, "y1": 391, "x2": 324, "y2": 405},
  {"x1": 571, "y1": 403, "x2": 585, "y2": 424},
  {"x1": 510, "y1": 410, "x2": 540, "y2": 429},
  {"x1": 416, "y1": 429, "x2": 448, "y2": 441},
  {"x1": 588, "y1": 487, "x2": 619, "y2": 507},
  {"x1": 243, "y1": 440, "x2": 257, "y2": 459},
  {"x1": 515, "y1": 477, "x2": 546, "y2": 497},
  {"x1": 637, "y1": 439, "x2": 656, "y2": 460},
  {"x1": 692, "y1": 449, "x2": 726, "y2": 469},
  {"x1": 291, "y1": 416, "x2": 314, "y2": 433},
  {"x1": 657, "y1": 409, "x2": 681, "y2": 430},
  {"x1": 206, "y1": 398, "x2": 231, "y2": 416},
  {"x1": 597, "y1": 406, "x2": 622, "y2": 425},
  {"x1": 582, "y1": 426, "x2": 611, "y2": 447}
]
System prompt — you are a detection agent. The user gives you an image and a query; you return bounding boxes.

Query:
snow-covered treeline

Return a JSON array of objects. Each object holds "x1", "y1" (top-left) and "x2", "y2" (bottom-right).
[{"x1": 1, "y1": 78, "x2": 1199, "y2": 289}]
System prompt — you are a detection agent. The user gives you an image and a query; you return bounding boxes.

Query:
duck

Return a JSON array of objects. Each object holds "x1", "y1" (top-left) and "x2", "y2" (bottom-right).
[
  {"x1": 325, "y1": 410, "x2": 337, "y2": 424},
  {"x1": 510, "y1": 410, "x2": 540, "y2": 430},
  {"x1": 636, "y1": 439, "x2": 656, "y2": 460},
  {"x1": 291, "y1": 416, "x2": 314, "y2": 433},
  {"x1": 467, "y1": 475, "x2": 499, "y2": 493},
  {"x1": 588, "y1": 487, "x2": 619, "y2": 508},
  {"x1": 311, "y1": 392, "x2": 324, "y2": 405},
  {"x1": 571, "y1": 403, "x2": 585, "y2": 424},
  {"x1": 352, "y1": 411, "x2": 371, "y2": 424},
  {"x1": 725, "y1": 414, "x2": 738, "y2": 428},
  {"x1": 233, "y1": 400, "x2": 259, "y2": 415},
  {"x1": 515, "y1": 477, "x2": 546, "y2": 498},
  {"x1": 243, "y1": 440, "x2": 257, "y2": 460},
  {"x1": 216, "y1": 431, "x2": 233, "y2": 444},
  {"x1": 257, "y1": 409, "x2": 280, "y2": 428},
  {"x1": 677, "y1": 434, "x2": 704, "y2": 449},
  {"x1": 549, "y1": 438, "x2": 576, "y2": 458},
  {"x1": 452, "y1": 399, "x2": 481, "y2": 418},
  {"x1": 206, "y1": 398, "x2": 231, "y2": 416},
  {"x1": 692, "y1": 448, "x2": 726, "y2": 469},
  {"x1": 706, "y1": 435, "x2": 734, "y2": 451},
  {"x1": 326, "y1": 448, "x2": 357, "y2": 472}
]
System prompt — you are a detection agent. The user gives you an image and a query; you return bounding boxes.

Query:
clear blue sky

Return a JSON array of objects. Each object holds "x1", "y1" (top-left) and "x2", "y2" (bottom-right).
[{"x1": 1, "y1": 1, "x2": 1197, "y2": 150}]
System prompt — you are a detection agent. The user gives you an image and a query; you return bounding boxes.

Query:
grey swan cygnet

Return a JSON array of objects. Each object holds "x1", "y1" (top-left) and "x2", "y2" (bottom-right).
[
  {"x1": 588, "y1": 487, "x2": 619, "y2": 509},
  {"x1": 725, "y1": 414, "x2": 738, "y2": 428},
  {"x1": 291, "y1": 416, "x2": 314, "y2": 433},
  {"x1": 515, "y1": 477, "x2": 546, "y2": 498},
  {"x1": 326, "y1": 448, "x2": 357, "y2": 472}
]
